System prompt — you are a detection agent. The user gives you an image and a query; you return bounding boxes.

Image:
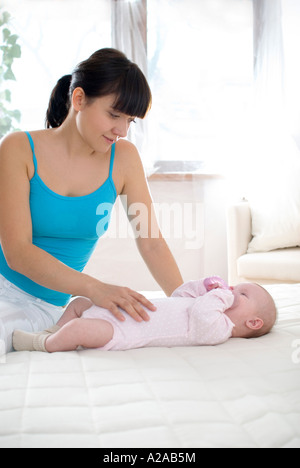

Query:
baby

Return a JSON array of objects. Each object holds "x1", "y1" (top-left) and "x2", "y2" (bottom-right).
[{"x1": 13, "y1": 277, "x2": 277, "y2": 353}]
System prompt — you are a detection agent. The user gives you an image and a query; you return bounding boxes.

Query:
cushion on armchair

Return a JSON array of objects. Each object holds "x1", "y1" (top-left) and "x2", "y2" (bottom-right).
[
  {"x1": 238, "y1": 248, "x2": 300, "y2": 282},
  {"x1": 248, "y1": 198, "x2": 300, "y2": 253},
  {"x1": 247, "y1": 150, "x2": 300, "y2": 253}
]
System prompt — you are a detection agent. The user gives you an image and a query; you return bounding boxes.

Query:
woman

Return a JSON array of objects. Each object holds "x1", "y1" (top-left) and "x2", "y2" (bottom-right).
[{"x1": 0, "y1": 49, "x2": 183, "y2": 352}]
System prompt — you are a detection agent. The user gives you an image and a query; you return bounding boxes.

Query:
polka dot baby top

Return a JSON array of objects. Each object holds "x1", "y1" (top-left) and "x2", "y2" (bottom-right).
[{"x1": 82, "y1": 278, "x2": 235, "y2": 350}]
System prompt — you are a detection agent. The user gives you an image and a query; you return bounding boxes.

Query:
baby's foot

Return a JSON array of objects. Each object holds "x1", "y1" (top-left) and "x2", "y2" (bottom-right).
[{"x1": 13, "y1": 330, "x2": 50, "y2": 352}]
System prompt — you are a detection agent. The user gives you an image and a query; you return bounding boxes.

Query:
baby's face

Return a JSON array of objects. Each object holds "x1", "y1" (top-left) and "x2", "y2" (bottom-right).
[{"x1": 226, "y1": 283, "x2": 268, "y2": 321}]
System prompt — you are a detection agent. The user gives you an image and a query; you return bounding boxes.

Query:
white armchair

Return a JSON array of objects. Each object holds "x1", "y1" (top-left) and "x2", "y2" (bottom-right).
[{"x1": 227, "y1": 202, "x2": 300, "y2": 285}]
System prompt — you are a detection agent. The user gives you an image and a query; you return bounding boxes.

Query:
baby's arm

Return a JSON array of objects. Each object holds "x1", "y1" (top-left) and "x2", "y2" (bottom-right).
[
  {"x1": 203, "y1": 276, "x2": 230, "y2": 291},
  {"x1": 188, "y1": 289, "x2": 234, "y2": 344},
  {"x1": 171, "y1": 279, "x2": 207, "y2": 298},
  {"x1": 171, "y1": 277, "x2": 229, "y2": 298}
]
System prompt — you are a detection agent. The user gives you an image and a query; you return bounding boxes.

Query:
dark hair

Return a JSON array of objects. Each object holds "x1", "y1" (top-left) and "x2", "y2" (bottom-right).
[{"x1": 45, "y1": 48, "x2": 152, "y2": 129}]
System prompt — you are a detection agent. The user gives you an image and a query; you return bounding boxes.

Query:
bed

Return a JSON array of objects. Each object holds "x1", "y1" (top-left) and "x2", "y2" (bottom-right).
[{"x1": 0, "y1": 283, "x2": 299, "y2": 448}]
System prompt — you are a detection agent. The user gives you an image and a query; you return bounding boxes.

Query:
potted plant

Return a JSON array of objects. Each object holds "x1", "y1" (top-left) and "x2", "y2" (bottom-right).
[{"x1": 0, "y1": 9, "x2": 22, "y2": 138}]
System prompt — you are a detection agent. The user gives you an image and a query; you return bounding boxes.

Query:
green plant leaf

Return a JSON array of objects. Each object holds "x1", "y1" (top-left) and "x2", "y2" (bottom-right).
[
  {"x1": 0, "y1": 12, "x2": 11, "y2": 27},
  {"x1": 2, "y1": 89, "x2": 11, "y2": 102},
  {"x1": 10, "y1": 43, "x2": 21, "y2": 58},
  {"x1": 3, "y1": 67, "x2": 15, "y2": 80},
  {"x1": 0, "y1": 8, "x2": 22, "y2": 136},
  {"x1": 2, "y1": 27, "x2": 10, "y2": 41}
]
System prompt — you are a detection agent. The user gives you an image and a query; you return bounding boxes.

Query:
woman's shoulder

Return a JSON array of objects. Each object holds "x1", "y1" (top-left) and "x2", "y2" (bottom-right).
[
  {"x1": 113, "y1": 139, "x2": 146, "y2": 195},
  {"x1": 0, "y1": 131, "x2": 32, "y2": 163},
  {"x1": 115, "y1": 139, "x2": 144, "y2": 171},
  {"x1": 0, "y1": 129, "x2": 51, "y2": 160},
  {"x1": 116, "y1": 138, "x2": 146, "y2": 174},
  {"x1": 0, "y1": 130, "x2": 28, "y2": 148},
  {"x1": 0, "y1": 131, "x2": 46, "y2": 177},
  {"x1": 115, "y1": 138, "x2": 138, "y2": 156}
]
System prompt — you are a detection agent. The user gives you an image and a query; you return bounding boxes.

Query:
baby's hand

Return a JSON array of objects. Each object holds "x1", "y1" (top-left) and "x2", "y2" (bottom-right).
[
  {"x1": 206, "y1": 283, "x2": 221, "y2": 291},
  {"x1": 204, "y1": 276, "x2": 230, "y2": 292}
]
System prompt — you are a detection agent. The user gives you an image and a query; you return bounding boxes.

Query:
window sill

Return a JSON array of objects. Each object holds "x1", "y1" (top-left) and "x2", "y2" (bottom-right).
[
  {"x1": 148, "y1": 173, "x2": 223, "y2": 181},
  {"x1": 147, "y1": 161, "x2": 224, "y2": 181}
]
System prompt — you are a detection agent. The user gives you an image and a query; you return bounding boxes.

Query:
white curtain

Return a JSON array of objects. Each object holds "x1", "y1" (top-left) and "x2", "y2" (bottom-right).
[
  {"x1": 111, "y1": 0, "x2": 147, "y2": 74},
  {"x1": 252, "y1": 0, "x2": 300, "y2": 146},
  {"x1": 253, "y1": 0, "x2": 284, "y2": 119},
  {"x1": 111, "y1": 0, "x2": 300, "y2": 176},
  {"x1": 242, "y1": 0, "x2": 300, "y2": 202},
  {"x1": 111, "y1": 0, "x2": 151, "y2": 168},
  {"x1": 281, "y1": 0, "x2": 300, "y2": 149}
]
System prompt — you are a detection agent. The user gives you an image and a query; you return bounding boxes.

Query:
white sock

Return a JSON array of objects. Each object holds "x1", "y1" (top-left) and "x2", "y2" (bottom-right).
[{"x1": 13, "y1": 329, "x2": 51, "y2": 352}]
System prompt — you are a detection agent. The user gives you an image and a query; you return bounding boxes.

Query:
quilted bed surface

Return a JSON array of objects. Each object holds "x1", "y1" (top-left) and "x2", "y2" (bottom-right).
[{"x1": 0, "y1": 284, "x2": 299, "y2": 448}]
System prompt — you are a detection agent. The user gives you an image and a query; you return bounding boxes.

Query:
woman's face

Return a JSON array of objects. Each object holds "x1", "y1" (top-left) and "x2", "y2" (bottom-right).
[{"x1": 73, "y1": 91, "x2": 136, "y2": 154}]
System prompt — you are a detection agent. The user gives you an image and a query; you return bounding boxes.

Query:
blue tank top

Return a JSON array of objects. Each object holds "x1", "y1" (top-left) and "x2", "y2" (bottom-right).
[{"x1": 0, "y1": 132, "x2": 117, "y2": 306}]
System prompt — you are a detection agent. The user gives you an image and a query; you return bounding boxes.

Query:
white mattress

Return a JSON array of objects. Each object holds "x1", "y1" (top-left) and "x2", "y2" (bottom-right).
[{"x1": 0, "y1": 284, "x2": 299, "y2": 448}]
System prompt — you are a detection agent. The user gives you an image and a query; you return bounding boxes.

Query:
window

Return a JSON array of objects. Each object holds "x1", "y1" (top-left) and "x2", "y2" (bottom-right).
[
  {"x1": 5, "y1": 0, "x2": 298, "y2": 172},
  {"x1": 1, "y1": 0, "x2": 111, "y2": 131},
  {"x1": 147, "y1": 0, "x2": 253, "y2": 167},
  {"x1": 282, "y1": 0, "x2": 300, "y2": 145}
]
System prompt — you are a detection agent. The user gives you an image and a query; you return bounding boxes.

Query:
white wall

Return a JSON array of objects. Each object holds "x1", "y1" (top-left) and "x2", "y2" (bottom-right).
[{"x1": 84, "y1": 175, "x2": 232, "y2": 291}]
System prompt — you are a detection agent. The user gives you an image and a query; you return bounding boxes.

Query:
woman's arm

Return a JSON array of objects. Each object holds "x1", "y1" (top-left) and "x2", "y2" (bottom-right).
[
  {"x1": 120, "y1": 140, "x2": 184, "y2": 296},
  {"x1": 137, "y1": 236, "x2": 183, "y2": 296},
  {"x1": 0, "y1": 133, "x2": 154, "y2": 321}
]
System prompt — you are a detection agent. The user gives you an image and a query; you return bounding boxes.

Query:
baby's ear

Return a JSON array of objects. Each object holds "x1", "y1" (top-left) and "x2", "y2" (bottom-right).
[{"x1": 246, "y1": 318, "x2": 264, "y2": 331}]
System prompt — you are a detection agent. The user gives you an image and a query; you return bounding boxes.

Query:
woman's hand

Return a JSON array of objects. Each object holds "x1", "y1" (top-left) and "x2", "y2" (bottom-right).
[{"x1": 87, "y1": 280, "x2": 156, "y2": 322}]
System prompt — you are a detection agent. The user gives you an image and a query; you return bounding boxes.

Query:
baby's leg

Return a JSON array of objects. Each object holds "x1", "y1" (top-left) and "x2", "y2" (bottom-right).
[
  {"x1": 12, "y1": 301, "x2": 85, "y2": 352},
  {"x1": 45, "y1": 318, "x2": 114, "y2": 352},
  {"x1": 57, "y1": 297, "x2": 93, "y2": 328}
]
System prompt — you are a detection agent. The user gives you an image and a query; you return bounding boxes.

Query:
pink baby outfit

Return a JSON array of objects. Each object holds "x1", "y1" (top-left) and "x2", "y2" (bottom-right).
[{"x1": 82, "y1": 278, "x2": 235, "y2": 351}]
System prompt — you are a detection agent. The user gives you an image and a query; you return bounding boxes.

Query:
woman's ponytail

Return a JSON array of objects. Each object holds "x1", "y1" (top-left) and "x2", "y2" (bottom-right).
[{"x1": 45, "y1": 74, "x2": 72, "y2": 128}]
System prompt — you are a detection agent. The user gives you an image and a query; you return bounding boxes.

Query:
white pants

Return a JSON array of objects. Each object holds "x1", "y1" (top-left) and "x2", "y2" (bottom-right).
[{"x1": 0, "y1": 274, "x2": 64, "y2": 354}]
